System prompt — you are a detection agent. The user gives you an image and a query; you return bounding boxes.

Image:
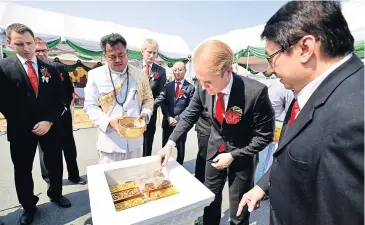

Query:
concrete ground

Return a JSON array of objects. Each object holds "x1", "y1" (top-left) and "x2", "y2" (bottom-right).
[{"x1": 0, "y1": 125, "x2": 269, "y2": 225}]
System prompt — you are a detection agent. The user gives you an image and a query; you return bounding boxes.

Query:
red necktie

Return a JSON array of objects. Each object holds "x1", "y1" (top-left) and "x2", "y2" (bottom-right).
[
  {"x1": 288, "y1": 99, "x2": 300, "y2": 127},
  {"x1": 216, "y1": 92, "x2": 225, "y2": 124},
  {"x1": 145, "y1": 64, "x2": 149, "y2": 77},
  {"x1": 175, "y1": 81, "x2": 181, "y2": 101},
  {"x1": 26, "y1": 60, "x2": 38, "y2": 95}
]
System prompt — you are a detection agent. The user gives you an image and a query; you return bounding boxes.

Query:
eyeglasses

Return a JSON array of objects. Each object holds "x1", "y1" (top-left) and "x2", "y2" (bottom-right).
[{"x1": 266, "y1": 39, "x2": 301, "y2": 67}]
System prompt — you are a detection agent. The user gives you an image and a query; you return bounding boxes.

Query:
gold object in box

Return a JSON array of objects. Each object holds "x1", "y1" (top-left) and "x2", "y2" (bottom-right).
[
  {"x1": 118, "y1": 117, "x2": 146, "y2": 139},
  {"x1": 149, "y1": 186, "x2": 179, "y2": 200},
  {"x1": 114, "y1": 197, "x2": 145, "y2": 211},
  {"x1": 109, "y1": 181, "x2": 136, "y2": 193},
  {"x1": 112, "y1": 188, "x2": 142, "y2": 203}
]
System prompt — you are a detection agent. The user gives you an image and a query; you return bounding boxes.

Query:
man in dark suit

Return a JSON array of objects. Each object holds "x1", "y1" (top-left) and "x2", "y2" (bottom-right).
[
  {"x1": 158, "y1": 40, "x2": 275, "y2": 225},
  {"x1": 236, "y1": 2, "x2": 364, "y2": 225},
  {"x1": 35, "y1": 37, "x2": 86, "y2": 185},
  {"x1": 194, "y1": 111, "x2": 212, "y2": 184},
  {"x1": 141, "y1": 39, "x2": 167, "y2": 157},
  {"x1": 0, "y1": 23, "x2": 71, "y2": 225},
  {"x1": 158, "y1": 61, "x2": 195, "y2": 165}
]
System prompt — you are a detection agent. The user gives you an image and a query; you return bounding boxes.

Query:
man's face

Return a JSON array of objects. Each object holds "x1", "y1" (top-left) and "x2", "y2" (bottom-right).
[
  {"x1": 173, "y1": 62, "x2": 186, "y2": 81},
  {"x1": 7, "y1": 31, "x2": 35, "y2": 60},
  {"x1": 195, "y1": 62, "x2": 232, "y2": 95},
  {"x1": 104, "y1": 42, "x2": 128, "y2": 72},
  {"x1": 265, "y1": 40, "x2": 301, "y2": 91},
  {"x1": 142, "y1": 44, "x2": 158, "y2": 65},
  {"x1": 35, "y1": 42, "x2": 49, "y2": 61}
]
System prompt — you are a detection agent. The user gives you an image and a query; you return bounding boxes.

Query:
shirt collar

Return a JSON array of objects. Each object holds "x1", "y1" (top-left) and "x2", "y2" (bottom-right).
[
  {"x1": 176, "y1": 79, "x2": 184, "y2": 85},
  {"x1": 17, "y1": 54, "x2": 37, "y2": 67},
  {"x1": 220, "y1": 73, "x2": 233, "y2": 95},
  {"x1": 296, "y1": 53, "x2": 352, "y2": 110},
  {"x1": 143, "y1": 61, "x2": 152, "y2": 69},
  {"x1": 110, "y1": 66, "x2": 128, "y2": 76}
]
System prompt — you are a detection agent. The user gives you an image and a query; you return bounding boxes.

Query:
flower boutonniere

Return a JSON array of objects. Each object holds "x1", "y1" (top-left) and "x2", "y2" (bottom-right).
[
  {"x1": 179, "y1": 89, "x2": 186, "y2": 98},
  {"x1": 40, "y1": 67, "x2": 52, "y2": 83},
  {"x1": 225, "y1": 106, "x2": 243, "y2": 124},
  {"x1": 60, "y1": 73, "x2": 64, "y2": 81},
  {"x1": 153, "y1": 72, "x2": 159, "y2": 80}
]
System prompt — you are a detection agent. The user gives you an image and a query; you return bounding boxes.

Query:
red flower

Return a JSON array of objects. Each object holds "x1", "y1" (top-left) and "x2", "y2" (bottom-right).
[
  {"x1": 45, "y1": 71, "x2": 52, "y2": 77},
  {"x1": 60, "y1": 73, "x2": 64, "y2": 81},
  {"x1": 225, "y1": 106, "x2": 242, "y2": 124},
  {"x1": 153, "y1": 72, "x2": 159, "y2": 79},
  {"x1": 179, "y1": 89, "x2": 185, "y2": 96}
]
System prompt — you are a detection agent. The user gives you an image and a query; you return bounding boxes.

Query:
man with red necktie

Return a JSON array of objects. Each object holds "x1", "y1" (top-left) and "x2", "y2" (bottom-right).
[
  {"x1": 141, "y1": 39, "x2": 167, "y2": 157},
  {"x1": 157, "y1": 40, "x2": 275, "y2": 225},
  {"x1": 156, "y1": 61, "x2": 195, "y2": 165},
  {"x1": 0, "y1": 23, "x2": 71, "y2": 225}
]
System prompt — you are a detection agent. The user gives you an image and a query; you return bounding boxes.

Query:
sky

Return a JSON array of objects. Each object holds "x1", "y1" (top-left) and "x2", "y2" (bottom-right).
[{"x1": 11, "y1": 1, "x2": 288, "y2": 51}]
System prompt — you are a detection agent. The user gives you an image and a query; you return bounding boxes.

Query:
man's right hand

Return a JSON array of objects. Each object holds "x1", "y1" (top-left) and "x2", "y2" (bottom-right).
[
  {"x1": 109, "y1": 116, "x2": 124, "y2": 133},
  {"x1": 236, "y1": 185, "x2": 266, "y2": 216},
  {"x1": 157, "y1": 144, "x2": 173, "y2": 167}
]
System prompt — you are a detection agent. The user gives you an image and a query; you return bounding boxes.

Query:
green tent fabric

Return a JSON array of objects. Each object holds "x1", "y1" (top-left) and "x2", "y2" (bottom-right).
[
  {"x1": 53, "y1": 57, "x2": 92, "y2": 72},
  {"x1": 47, "y1": 38, "x2": 61, "y2": 49},
  {"x1": 65, "y1": 39, "x2": 188, "y2": 63}
]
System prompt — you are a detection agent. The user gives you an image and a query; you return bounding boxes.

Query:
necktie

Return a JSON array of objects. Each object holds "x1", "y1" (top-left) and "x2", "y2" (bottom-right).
[
  {"x1": 175, "y1": 81, "x2": 181, "y2": 101},
  {"x1": 26, "y1": 60, "x2": 38, "y2": 95},
  {"x1": 215, "y1": 92, "x2": 225, "y2": 125},
  {"x1": 145, "y1": 64, "x2": 149, "y2": 77},
  {"x1": 288, "y1": 99, "x2": 300, "y2": 127}
]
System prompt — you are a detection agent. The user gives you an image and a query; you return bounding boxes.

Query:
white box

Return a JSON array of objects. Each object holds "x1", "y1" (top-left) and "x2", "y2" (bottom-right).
[{"x1": 87, "y1": 156, "x2": 215, "y2": 225}]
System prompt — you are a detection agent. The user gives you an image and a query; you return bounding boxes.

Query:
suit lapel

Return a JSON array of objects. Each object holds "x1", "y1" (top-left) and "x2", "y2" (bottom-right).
[
  {"x1": 175, "y1": 80, "x2": 188, "y2": 104},
  {"x1": 37, "y1": 59, "x2": 45, "y2": 97},
  {"x1": 15, "y1": 56, "x2": 36, "y2": 97},
  {"x1": 209, "y1": 94, "x2": 221, "y2": 132},
  {"x1": 275, "y1": 55, "x2": 363, "y2": 154},
  {"x1": 222, "y1": 74, "x2": 245, "y2": 130}
]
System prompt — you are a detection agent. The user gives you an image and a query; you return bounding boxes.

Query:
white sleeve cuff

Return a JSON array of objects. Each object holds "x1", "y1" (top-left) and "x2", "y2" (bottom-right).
[
  {"x1": 167, "y1": 140, "x2": 176, "y2": 148},
  {"x1": 99, "y1": 115, "x2": 112, "y2": 133}
]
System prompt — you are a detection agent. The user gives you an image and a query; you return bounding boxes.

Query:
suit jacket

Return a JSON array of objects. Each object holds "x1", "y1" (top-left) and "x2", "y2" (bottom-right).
[
  {"x1": 0, "y1": 56, "x2": 65, "y2": 142},
  {"x1": 49, "y1": 61, "x2": 74, "y2": 106},
  {"x1": 160, "y1": 80, "x2": 195, "y2": 127},
  {"x1": 257, "y1": 55, "x2": 364, "y2": 225},
  {"x1": 195, "y1": 109, "x2": 212, "y2": 136},
  {"x1": 148, "y1": 63, "x2": 167, "y2": 113},
  {"x1": 169, "y1": 73, "x2": 275, "y2": 180}
]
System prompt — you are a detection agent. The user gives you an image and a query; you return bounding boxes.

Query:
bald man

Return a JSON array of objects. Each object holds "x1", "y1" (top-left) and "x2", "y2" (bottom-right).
[
  {"x1": 157, "y1": 62, "x2": 195, "y2": 165},
  {"x1": 158, "y1": 40, "x2": 274, "y2": 225}
]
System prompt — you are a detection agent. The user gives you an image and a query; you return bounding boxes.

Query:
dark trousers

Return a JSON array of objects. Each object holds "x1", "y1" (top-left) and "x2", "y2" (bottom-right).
[
  {"x1": 203, "y1": 162, "x2": 253, "y2": 225},
  {"x1": 162, "y1": 124, "x2": 187, "y2": 165},
  {"x1": 39, "y1": 108, "x2": 80, "y2": 181},
  {"x1": 10, "y1": 130, "x2": 63, "y2": 209},
  {"x1": 195, "y1": 132, "x2": 209, "y2": 183},
  {"x1": 143, "y1": 112, "x2": 157, "y2": 157}
]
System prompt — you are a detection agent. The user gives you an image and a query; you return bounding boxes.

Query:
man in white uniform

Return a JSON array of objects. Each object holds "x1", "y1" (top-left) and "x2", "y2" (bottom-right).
[{"x1": 84, "y1": 33, "x2": 154, "y2": 164}]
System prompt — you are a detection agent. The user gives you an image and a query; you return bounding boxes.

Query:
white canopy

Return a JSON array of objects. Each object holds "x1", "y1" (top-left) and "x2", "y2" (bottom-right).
[
  {"x1": 192, "y1": 0, "x2": 364, "y2": 54},
  {"x1": 0, "y1": 2, "x2": 190, "y2": 58}
]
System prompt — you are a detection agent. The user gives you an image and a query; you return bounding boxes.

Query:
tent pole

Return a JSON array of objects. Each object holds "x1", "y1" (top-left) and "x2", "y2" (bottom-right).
[{"x1": 246, "y1": 48, "x2": 250, "y2": 77}]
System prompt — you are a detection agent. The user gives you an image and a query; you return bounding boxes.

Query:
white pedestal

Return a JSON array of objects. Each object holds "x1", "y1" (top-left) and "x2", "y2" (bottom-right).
[{"x1": 87, "y1": 156, "x2": 215, "y2": 225}]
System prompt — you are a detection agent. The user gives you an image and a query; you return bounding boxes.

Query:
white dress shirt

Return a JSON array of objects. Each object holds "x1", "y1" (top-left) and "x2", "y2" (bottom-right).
[
  {"x1": 174, "y1": 79, "x2": 185, "y2": 93},
  {"x1": 213, "y1": 74, "x2": 233, "y2": 116},
  {"x1": 143, "y1": 61, "x2": 152, "y2": 76},
  {"x1": 17, "y1": 54, "x2": 39, "y2": 77},
  {"x1": 295, "y1": 54, "x2": 352, "y2": 117}
]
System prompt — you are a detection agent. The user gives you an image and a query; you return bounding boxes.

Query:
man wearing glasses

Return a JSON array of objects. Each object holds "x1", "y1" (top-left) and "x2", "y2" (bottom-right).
[
  {"x1": 35, "y1": 37, "x2": 87, "y2": 185},
  {"x1": 84, "y1": 33, "x2": 154, "y2": 164},
  {"x1": 237, "y1": 2, "x2": 364, "y2": 225}
]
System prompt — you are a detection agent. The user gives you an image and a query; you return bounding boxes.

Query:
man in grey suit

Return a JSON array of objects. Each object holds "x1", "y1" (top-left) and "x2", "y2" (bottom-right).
[
  {"x1": 237, "y1": 2, "x2": 364, "y2": 225},
  {"x1": 158, "y1": 40, "x2": 275, "y2": 225}
]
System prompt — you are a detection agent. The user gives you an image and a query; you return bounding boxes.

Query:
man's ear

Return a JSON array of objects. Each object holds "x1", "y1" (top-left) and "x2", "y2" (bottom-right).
[{"x1": 299, "y1": 35, "x2": 316, "y2": 64}]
